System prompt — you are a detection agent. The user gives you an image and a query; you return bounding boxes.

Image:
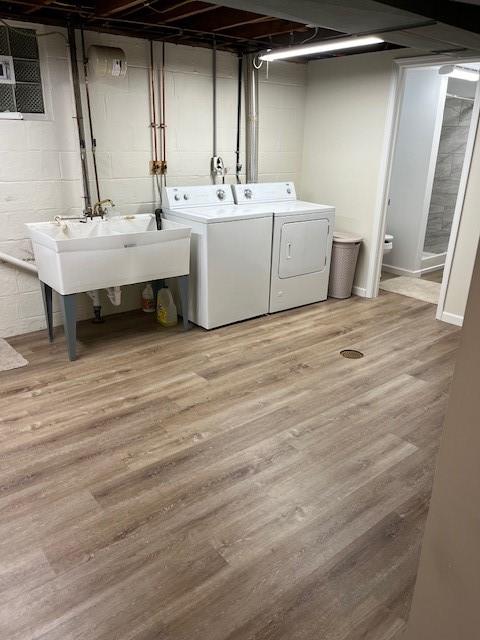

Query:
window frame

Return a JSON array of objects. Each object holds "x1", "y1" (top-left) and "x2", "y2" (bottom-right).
[{"x1": 0, "y1": 21, "x2": 53, "y2": 122}]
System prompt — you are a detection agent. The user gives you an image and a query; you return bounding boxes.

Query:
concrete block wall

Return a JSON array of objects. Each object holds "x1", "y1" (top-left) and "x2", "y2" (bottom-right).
[
  {"x1": 0, "y1": 24, "x2": 307, "y2": 338},
  {"x1": 0, "y1": 24, "x2": 84, "y2": 338}
]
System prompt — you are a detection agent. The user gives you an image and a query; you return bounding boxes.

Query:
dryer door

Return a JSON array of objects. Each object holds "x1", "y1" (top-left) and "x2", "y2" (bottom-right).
[{"x1": 278, "y1": 219, "x2": 329, "y2": 279}]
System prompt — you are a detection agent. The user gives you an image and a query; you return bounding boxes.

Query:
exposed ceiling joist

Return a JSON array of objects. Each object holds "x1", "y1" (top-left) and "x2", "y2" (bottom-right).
[
  {"x1": 96, "y1": 0, "x2": 146, "y2": 17},
  {"x1": 159, "y1": 2, "x2": 220, "y2": 24},
  {"x1": 225, "y1": 19, "x2": 310, "y2": 41},
  {"x1": 176, "y1": 8, "x2": 272, "y2": 32},
  {"x1": 2, "y1": 0, "x2": 479, "y2": 58},
  {"x1": 24, "y1": 0, "x2": 55, "y2": 14},
  {"x1": 214, "y1": 15, "x2": 271, "y2": 33},
  {"x1": 206, "y1": 0, "x2": 480, "y2": 54}
]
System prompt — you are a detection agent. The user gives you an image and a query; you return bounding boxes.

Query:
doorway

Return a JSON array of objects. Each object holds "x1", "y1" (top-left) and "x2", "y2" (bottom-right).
[{"x1": 371, "y1": 58, "x2": 480, "y2": 318}]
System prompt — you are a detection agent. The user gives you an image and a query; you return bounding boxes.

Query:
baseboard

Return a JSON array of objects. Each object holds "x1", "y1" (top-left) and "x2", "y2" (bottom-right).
[
  {"x1": 420, "y1": 263, "x2": 445, "y2": 275},
  {"x1": 382, "y1": 264, "x2": 422, "y2": 278},
  {"x1": 352, "y1": 286, "x2": 367, "y2": 298},
  {"x1": 421, "y1": 252, "x2": 446, "y2": 271},
  {"x1": 440, "y1": 311, "x2": 463, "y2": 327}
]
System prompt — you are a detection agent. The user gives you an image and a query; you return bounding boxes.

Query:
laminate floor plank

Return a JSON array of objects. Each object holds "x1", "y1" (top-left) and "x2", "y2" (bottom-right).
[{"x1": 0, "y1": 292, "x2": 459, "y2": 639}]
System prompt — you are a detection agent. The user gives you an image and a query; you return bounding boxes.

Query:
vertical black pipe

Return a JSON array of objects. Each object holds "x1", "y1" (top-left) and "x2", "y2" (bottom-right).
[
  {"x1": 67, "y1": 24, "x2": 91, "y2": 213},
  {"x1": 212, "y1": 37, "x2": 217, "y2": 178},
  {"x1": 235, "y1": 55, "x2": 243, "y2": 184},
  {"x1": 80, "y1": 29, "x2": 101, "y2": 202}
]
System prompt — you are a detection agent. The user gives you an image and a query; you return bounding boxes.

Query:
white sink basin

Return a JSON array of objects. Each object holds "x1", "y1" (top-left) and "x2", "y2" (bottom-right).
[{"x1": 26, "y1": 214, "x2": 191, "y2": 294}]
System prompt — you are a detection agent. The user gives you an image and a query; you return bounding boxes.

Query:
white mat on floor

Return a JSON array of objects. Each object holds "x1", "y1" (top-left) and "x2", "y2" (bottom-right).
[
  {"x1": 0, "y1": 338, "x2": 28, "y2": 372},
  {"x1": 379, "y1": 276, "x2": 441, "y2": 304}
]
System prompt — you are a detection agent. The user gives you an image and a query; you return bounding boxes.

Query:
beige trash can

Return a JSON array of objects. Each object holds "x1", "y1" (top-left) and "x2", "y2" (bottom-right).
[{"x1": 328, "y1": 231, "x2": 363, "y2": 299}]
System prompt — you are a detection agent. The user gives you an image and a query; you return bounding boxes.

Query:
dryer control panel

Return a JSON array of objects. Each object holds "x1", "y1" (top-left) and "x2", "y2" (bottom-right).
[{"x1": 232, "y1": 182, "x2": 296, "y2": 204}]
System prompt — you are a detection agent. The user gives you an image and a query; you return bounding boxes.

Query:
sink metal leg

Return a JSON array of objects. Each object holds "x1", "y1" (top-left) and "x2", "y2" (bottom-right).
[
  {"x1": 40, "y1": 281, "x2": 54, "y2": 343},
  {"x1": 60, "y1": 293, "x2": 77, "y2": 361},
  {"x1": 177, "y1": 275, "x2": 190, "y2": 331}
]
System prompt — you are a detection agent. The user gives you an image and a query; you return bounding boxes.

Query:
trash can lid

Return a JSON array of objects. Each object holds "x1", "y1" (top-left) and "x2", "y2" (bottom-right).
[{"x1": 333, "y1": 231, "x2": 363, "y2": 244}]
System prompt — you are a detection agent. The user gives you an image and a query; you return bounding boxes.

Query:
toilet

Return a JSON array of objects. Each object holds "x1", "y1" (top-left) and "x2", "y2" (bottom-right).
[{"x1": 384, "y1": 233, "x2": 393, "y2": 255}]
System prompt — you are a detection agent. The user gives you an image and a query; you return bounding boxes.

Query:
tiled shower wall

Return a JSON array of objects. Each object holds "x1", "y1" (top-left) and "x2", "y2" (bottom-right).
[{"x1": 424, "y1": 94, "x2": 473, "y2": 255}]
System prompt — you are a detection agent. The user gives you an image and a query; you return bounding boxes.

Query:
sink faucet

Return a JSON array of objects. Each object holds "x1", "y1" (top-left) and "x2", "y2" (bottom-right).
[
  {"x1": 54, "y1": 199, "x2": 116, "y2": 226},
  {"x1": 92, "y1": 199, "x2": 115, "y2": 218}
]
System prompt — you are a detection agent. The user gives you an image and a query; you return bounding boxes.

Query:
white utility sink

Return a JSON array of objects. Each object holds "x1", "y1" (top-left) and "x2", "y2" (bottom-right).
[{"x1": 27, "y1": 214, "x2": 191, "y2": 295}]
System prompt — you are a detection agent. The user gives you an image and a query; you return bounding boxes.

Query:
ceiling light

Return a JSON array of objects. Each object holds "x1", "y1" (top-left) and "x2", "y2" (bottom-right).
[
  {"x1": 259, "y1": 36, "x2": 384, "y2": 62},
  {"x1": 439, "y1": 65, "x2": 479, "y2": 82}
]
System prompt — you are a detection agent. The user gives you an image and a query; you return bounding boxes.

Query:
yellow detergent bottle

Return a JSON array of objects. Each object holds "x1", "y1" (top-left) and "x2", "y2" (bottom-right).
[{"x1": 156, "y1": 287, "x2": 178, "y2": 327}]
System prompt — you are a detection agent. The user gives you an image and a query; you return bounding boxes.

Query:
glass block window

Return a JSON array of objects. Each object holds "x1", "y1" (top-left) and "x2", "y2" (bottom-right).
[{"x1": 0, "y1": 26, "x2": 44, "y2": 114}]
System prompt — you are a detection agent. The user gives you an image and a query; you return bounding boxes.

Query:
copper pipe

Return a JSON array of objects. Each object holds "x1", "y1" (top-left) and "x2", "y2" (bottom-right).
[{"x1": 160, "y1": 40, "x2": 166, "y2": 172}]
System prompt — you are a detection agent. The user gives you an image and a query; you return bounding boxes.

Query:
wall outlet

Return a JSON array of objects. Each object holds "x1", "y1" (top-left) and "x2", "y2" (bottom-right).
[{"x1": 149, "y1": 160, "x2": 167, "y2": 175}]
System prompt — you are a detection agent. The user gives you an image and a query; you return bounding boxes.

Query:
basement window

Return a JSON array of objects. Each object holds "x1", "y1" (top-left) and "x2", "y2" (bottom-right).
[{"x1": 0, "y1": 26, "x2": 44, "y2": 116}]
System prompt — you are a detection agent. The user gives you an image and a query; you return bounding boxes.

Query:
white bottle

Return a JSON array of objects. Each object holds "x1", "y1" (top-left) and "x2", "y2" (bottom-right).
[{"x1": 141, "y1": 283, "x2": 155, "y2": 313}]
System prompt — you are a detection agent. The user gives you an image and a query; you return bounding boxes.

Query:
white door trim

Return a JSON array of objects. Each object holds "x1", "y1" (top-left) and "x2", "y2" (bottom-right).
[
  {"x1": 366, "y1": 62, "x2": 401, "y2": 298},
  {"x1": 367, "y1": 54, "x2": 480, "y2": 327},
  {"x1": 415, "y1": 76, "x2": 448, "y2": 273}
]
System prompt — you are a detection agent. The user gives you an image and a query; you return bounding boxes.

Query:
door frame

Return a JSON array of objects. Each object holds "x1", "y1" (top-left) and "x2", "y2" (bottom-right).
[{"x1": 367, "y1": 54, "x2": 480, "y2": 326}]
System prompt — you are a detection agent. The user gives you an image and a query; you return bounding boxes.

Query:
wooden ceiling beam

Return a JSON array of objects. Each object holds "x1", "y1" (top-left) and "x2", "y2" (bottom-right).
[
  {"x1": 161, "y1": 3, "x2": 220, "y2": 24},
  {"x1": 214, "y1": 16, "x2": 271, "y2": 33},
  {"x1": 169, "y1": 7, "x2": 275, "y2": 33},
  {"x1": 23, "y1": 0, "x2": 56, "y2": 14},
  {"x1": 120, "y1": 0, "x2": 193, "y2": 18},
  {"x1": 224, "y1": 19, "x2": 309, "y2": 41},
  {"x1": 96, "y1": 0, "x2": 151, "y2": 18}
]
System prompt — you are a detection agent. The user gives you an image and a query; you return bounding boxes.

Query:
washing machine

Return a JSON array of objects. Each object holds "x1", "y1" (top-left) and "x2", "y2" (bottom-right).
[
  {"x1": 232, "y1": 182, "x2": 335, "y2": 313},
  {"x1": 162, "y1": 185, "x2": 273, "y2": 329}
]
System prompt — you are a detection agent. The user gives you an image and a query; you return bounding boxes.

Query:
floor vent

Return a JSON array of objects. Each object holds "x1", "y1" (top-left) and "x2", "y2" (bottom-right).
[{"x1": 340, "y1": 349, "x2": 364, "y2": 359}]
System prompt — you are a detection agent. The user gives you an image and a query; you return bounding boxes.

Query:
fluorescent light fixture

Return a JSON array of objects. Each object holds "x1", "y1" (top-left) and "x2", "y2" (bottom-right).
[
  {"x1": 259, "y1": 36, "x2": 384, "y2": 62},
  {"x1": 439, "y1": 65, "x2": 479, "y2": 82}
]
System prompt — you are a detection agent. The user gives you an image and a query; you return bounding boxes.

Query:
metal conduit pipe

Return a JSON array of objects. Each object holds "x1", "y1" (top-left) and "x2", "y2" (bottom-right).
[
  {"x1": 235, "y1": 55, "x2": 243, "y2": 184},
  {"x1": 212, "y1": 38, "x2": 217, "y2": 162},
  {"x1": 80, "y1": 28, "x2": 101, "y2": 203},
  {"x1": 67, "y1": 24, "x2": 92, "y2": 214},
  {"x1": 243, "y1": 54, "x2": 259, "y2": 183},
  {"x1": 67, "y1": 26, "x2": 104, "y2": 322}
]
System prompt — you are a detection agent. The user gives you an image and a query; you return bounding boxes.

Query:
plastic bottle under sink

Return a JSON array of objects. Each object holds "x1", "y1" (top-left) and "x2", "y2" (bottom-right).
[
  {"x1": 141, "y1": 283, "x2": 155, "y2": 313},
  {"x1": 156, "y1": 288, "x2": 178, "y2": 327}
]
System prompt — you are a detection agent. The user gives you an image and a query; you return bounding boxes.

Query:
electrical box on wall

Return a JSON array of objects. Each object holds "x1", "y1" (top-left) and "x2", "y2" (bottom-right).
[
  {"x1": 87, "y1": 46, "x2": 127, "y2": 79},
  {"x1": 0, "y1": 56, "x2": 15, "y2": 84}
]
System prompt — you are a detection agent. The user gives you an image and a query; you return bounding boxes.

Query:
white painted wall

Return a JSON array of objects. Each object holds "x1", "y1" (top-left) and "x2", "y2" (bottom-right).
[
  {"x1": 301, "y1": 49, "x2": 480, "y2": 321},
  {"x1": 300, "y1": 50, "x2": 400, "y2": 295},
  {"x1": 384, "y1": 67, "x2": 445, "y2": 275},
  {"x1": 0, "y1": 24, "x2": 83, "y2": 338},
  {"x1": 0, "y1": 25, "x2": 306, "y2": 338}
]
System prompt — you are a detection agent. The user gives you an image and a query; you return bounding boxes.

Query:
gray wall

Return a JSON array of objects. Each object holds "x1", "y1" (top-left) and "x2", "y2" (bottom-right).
[
  {"x1": 424, "y1": 85, "x2": 474, "y2": 255},
  {"x1": 384, "y1": 67, "x2": 444, "y2": 274}
]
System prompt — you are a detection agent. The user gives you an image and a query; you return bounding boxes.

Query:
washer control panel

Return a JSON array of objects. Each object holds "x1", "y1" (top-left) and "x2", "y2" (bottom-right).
[
  {"x1": 232, "y1": 182, "x2": 296, "y2": 204},
  {"x1": 163, "y1": 185, "x2": 235, "y2": 209}
]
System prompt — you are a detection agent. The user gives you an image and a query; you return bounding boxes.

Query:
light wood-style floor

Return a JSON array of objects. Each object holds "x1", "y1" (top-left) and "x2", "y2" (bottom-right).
[
  {"x1": 381, "y1": 268, "x2": 444, "y2": 284},
  {"x1": 1, "y1": 291, "x2": 459, "y2": 640}
]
